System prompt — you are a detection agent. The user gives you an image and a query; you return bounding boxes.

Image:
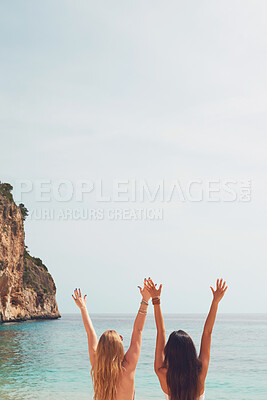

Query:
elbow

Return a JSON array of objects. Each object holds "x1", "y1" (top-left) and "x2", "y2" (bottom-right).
[
  {"x1": 154, "y1": 364, "x2": 161, "y2": 376},
  {"x1": 134, "y1": 324, "x2": 143, "y2": 334}
]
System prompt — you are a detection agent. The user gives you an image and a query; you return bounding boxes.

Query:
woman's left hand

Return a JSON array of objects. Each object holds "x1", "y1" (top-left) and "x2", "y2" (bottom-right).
[
  {"x1": 138, "y1": 279, "x2": 151, "y2": 302},
  {"x1": 72, "y1": 288, "x2": 87, "y2": 310},
  {"x1": 144, "y1": 278, "x2": 162, "y2": 298}
]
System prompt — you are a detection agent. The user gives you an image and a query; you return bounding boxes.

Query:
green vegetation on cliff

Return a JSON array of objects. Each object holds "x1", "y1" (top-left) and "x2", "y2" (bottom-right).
[
  {"x1": 19, "y1": 203, "x2": 29, "y2": 221},
  {"x1": 0, "y1": 182, "x2": 13, "y2": 201},
  {"x1": 24, "y1": 248, "x2": 48, "y2": 271},
  {"x1": 23, "y1": 248, "x2": 54, "y2": 294},
  {"x1": 0, "y1": 182, "x2": 29, "y2": 221}
]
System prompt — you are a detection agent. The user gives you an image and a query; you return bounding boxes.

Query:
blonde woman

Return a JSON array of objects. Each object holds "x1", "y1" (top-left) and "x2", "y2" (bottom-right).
[{"x1": 72, "y1": 280, "x2": 151, "y2": 400}]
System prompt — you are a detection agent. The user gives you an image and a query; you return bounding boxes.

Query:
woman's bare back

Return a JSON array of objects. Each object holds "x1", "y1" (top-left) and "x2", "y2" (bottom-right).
[{"x1": 116, "y1": 363, "x2": 135, "y2": 400}]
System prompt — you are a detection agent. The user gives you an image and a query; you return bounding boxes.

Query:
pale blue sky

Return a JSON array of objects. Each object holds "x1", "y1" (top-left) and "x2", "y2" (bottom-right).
[{"x1": 1, "y1": 1, "x2": 266, "y2": 313}]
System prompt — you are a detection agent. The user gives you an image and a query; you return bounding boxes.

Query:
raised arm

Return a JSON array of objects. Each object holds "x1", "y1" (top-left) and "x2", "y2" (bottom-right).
[
  {"x1": 72, "y1": 288, "x2": 98, "y2": 367},
  {"x1": 145, "y1": 279, "x2": 165, "y2": 374},
  {"x1": 199, "y1": 279, "x2": 228, "y2": 380},
  {"x1": 123, "y1": 280, "x2": 151, "y2": 373}
]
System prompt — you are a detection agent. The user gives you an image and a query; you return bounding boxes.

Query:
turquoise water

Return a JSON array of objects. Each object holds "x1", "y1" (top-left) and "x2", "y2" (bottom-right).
[{"x1": 0, "y1": 314, "x2": 266, "y2": 399}]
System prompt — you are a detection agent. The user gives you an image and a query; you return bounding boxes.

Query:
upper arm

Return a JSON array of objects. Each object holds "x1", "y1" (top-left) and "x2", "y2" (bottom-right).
[
  {"x1": 154, "y1": 345, "x2": 165, "y2": 373},
  {"x1": 156, "y1": 368, "x2": 168, "y2": 394},
  {"x1": 123, "y1": 328, "x2": 142, "y2": 372},
  {"x1": 199, "y1": 331, "x2": 212, "y2": 380},
  {"x1": 87, "y1": 334, "x2": 98, "y2": 367}
]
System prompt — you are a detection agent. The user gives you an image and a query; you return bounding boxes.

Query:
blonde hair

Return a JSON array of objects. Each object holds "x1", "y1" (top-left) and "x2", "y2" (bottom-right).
[{"x1": 91, "y1": 330, "x2": 124, "y2": 400}]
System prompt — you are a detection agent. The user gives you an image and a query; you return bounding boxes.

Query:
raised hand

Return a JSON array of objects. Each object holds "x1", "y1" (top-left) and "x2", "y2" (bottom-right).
[
  {"x1": 138, "y1": 279, "x2": 152, "y2": 302},
  {"x1": 210, "y1": 279, "x2": 228, "y2": 304},
  {"x1": 144, "y1": 278, "x2": 162, "y2": 298},
  {"x1": 72, "y1": 288, "x2": 87, "y2": 310}
]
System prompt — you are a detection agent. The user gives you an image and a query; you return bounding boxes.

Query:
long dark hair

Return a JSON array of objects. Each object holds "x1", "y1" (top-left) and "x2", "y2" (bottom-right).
[{"x1": 164, "y1": 330, "x2": 202, "y2": 400}]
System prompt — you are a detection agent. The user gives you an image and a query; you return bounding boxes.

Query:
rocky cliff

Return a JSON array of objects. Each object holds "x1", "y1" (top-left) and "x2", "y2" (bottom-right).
[{"x1": 0, "y1": 183, "x2": 60, "y2": 322}]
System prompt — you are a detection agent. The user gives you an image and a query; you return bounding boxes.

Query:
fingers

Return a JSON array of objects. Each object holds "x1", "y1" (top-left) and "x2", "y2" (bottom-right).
[
  {"x1": 73, "y1": 288, "x2": 82, "y2": 300},
  {"x1": 139, "y1": 278, "x2": 160, "y2": 296},
  {"x1": 213, "y1": 279, "x2": 228, "y2": 300},
  {"x1": 143, "y1": 282, "x2": 151, "y2": 292},
  {"x1": 159, "y1": 284, "x2": 163, "y2": 295},
  {"x1": 141, "y1": 278, "x2": 154, "y2": 289},
  {"x1": 216, "y1": 279, "x2": 227, "y2": 290},
  {"x1": 142, "y1": 278, "x2": 163, "y2": 296},
  {"x1": 72, "y1": 294, "x2": 77, "y2": 301},
  {"x1": 146, "y1": 279, "x2": 155, "y2": 290},
  {"x1": 144, "y1": 283, "x2": 153, "y2": 295}
]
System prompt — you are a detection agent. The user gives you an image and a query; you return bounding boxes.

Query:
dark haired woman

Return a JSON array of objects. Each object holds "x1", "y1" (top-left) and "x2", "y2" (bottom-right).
[{"x1": 145, "y1": 278, "x2": 228, "y2": 400}]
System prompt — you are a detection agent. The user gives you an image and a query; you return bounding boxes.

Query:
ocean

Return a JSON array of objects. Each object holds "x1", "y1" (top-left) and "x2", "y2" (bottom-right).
[{"x1": 0, "y1": 314, "x2": 266, "y2": 399}]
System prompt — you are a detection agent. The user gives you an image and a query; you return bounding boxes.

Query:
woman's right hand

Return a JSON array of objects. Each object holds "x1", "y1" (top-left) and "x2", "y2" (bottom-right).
[
  {"x1": 138, "y1": 279, "x2": 151, "y2": 302},
  {"x1": 72, "y1": 288, "x2": 87, "y2": 310},
  {"x1": 145, "y1": 278, "x2": 162, "y2": 298},
  {"x1": 210, "y1": 279, "x2": 227, "y2": 304}
]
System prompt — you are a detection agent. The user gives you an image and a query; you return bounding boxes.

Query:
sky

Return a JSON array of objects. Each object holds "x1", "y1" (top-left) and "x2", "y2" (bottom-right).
[{"x1": 0, "y1": 0, "x2": 266, "y2": 314}]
